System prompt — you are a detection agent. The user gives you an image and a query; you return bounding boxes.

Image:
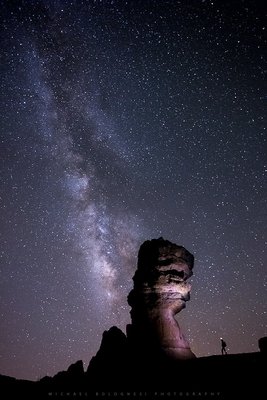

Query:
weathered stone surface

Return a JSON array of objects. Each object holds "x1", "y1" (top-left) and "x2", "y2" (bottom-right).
[{"x1": 127, "y1": 237, "x2": 195, "y2": 360}]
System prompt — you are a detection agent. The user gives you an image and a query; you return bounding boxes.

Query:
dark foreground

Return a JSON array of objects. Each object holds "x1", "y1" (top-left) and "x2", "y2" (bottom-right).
[{"x1": 0, "y1": 351, "x2": 265, "y2": 400}]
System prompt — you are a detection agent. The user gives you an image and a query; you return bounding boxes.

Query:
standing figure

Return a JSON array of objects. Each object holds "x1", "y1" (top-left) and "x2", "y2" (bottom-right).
[{"x1": 220, "y1": 338, "x2": 227, "y2": 355}]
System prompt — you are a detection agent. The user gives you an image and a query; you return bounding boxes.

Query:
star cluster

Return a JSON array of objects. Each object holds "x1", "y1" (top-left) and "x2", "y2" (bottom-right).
[{"x1": 0, "y1": 0, "x2": 266, "y2": 380}]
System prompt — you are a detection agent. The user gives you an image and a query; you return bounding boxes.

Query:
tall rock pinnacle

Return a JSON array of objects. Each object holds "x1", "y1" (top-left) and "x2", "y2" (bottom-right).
[{"x1": 127, "y1": 237, "x2": 195, "y2": 360}]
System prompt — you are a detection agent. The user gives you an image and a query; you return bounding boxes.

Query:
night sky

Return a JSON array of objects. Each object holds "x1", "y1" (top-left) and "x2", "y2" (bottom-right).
[{"x1": 0, "y1": 0, "x2": 266, "y2": 381}]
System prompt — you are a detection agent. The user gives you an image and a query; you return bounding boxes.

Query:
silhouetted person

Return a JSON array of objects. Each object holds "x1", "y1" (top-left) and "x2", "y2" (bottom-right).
[{"x1": 220, "y1": 338, "x2": 227, "y2": 355}]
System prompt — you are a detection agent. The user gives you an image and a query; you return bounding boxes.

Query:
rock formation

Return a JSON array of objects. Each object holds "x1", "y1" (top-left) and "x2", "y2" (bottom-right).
[
  {"x1": 1, "y1": 238, "x2": 265, "y2": 398},
  {"x1": 127, "y1": 237, "x2": 195, "y2": 360}
]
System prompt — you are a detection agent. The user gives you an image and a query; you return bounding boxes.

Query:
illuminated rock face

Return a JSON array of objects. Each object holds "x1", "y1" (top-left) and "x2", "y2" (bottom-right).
[{"x1": 127, "y1": 237, "x2": 196, "y2": 360}]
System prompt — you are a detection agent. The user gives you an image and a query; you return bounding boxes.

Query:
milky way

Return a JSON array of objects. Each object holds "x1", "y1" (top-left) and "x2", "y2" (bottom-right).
[{"x1": 0, "y1": 0, "x2": 266, "y2": 380}]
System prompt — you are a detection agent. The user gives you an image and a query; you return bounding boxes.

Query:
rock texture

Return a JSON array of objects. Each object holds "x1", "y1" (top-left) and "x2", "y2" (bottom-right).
[{"x1": 127, "y1": 237, "x2": 195, "y2": 360}]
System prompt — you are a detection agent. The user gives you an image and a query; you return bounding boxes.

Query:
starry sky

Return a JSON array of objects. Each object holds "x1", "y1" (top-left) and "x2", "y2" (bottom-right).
[{"x1": 0, "y1": 0, "x2": 266, "y2": 381}]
